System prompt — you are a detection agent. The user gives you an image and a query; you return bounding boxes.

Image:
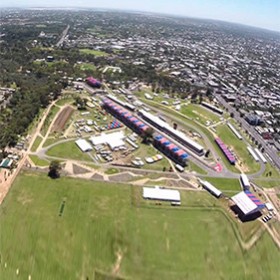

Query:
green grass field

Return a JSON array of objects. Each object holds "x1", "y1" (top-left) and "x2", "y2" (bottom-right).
[
  {"x1": 78, "y1": 62, "x2": 97, "y2": 71},
  {"x1": 181, "y1": 104, "x2": 221, "y2": 124},
  {"x1": 133, "y1": 143, "x2": 171, "y2": 171},
  {"x1": 46, "y1": 140, "x2": 92, "y2": 162},
  {"x1": 29, "y1": 155, "x2": 50, "y2": 167},
  {"x1": 105, "y1": 167, "x2": 120, "y2": 175},
  {"x1": 0, "y1": 172, "x2": 279, "y2": 279},
  {"x1": 42, "y1": 137, "x2": 62, "y2": 148},
  {"x1": 56, "y1": 97, "x2": 75, "y2": 107},
  {"x1": 202, "y1": 177, "x2": 242, "y2": 192},
  {"x1": 80, "y1": 48, "x2": 109, "y2": 57},
  {"x1": 216, "y1": 124, "x2": 261, "y2": 174},
  {"x1": 253, "y1": 179, "x2": 280, "y2": 189},
  {"x1": 30, "y1": 136, "x2": 43, "y2": 152},
  {"x1": 187, "y1": 161, "x2": 208, "y2": 175},
  {"x1": 263, "y1": 163, "x2": 280, "y2": 179}
]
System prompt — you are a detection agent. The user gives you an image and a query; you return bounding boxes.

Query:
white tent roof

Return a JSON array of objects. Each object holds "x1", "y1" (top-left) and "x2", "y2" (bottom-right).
[
  {"x1": 107, "y1": 137, "x2": 125, "y2": 150},
  {"x1": 240, "y1": 173, "x2": 250, "y2": 187},
  {"x1": 90, "y1": 131, "x2": 125, "y2": 149},
  {"x1": 143, "y1": 187, "x2": 180, "y2": 202},
  {"x1": 75, "y1": 139, "x2": 93, "y2": 152},
  {"x1": 200, "y1": 180, "x2": 222, "y2": 197},
  {"x1": 232, "y1": 191, "x2": 258, "y2": 215}
]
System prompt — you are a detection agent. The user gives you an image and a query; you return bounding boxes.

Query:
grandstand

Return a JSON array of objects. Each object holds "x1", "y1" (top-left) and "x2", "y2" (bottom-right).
[
  {"x1": 254, "y1": 148, "x2": 267, "y2": 164},
  {"x1": 201, "y1": 101, "x2": 223, "y2": 115},
  {"x1": 139, "y1": 109, "x2": 204, "y2": 156},
  {"x1": 215, "y1": 138, "x2": 236, "y2": 165},
  {"x1": 199, "y1": 179, "x2": 222, "y2": 198},
  {"x1": 227, "y1": 123, "x2": 243, "y2": 140},
  {"x1": 240, "y1": 173, "x2": 250, "y2": 190},
  {"x1": 247, "y1": 146, "x2": 259, "y2": 162},
  {"x1": 102, "y1": 98, "x2": 149, "y2": 135},
  {"x1": 85, "y1": 77, "x2": 102, "y2": 88},
  {"x1": 153, "y1": 134, "x2": 188, "y2": 166},
  {"x1": 107, "y1": 94, "x2": 136, "y2": 111}
]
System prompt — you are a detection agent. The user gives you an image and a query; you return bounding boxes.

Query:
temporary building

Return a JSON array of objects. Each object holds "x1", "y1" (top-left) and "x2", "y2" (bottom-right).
[
  {"x1": 240, "y1": 173, "x2": 250, "y2": 190},
  {"x1": 90, "y1": 131, "x2": 125, "y2": 150},
  {"x1": 75, "y1": 139, "x2": 93, "y2": 152},
  {"x1": 143, "y1": 186, "x2": 181, "y2": 202},
  {"x1": 199, "y1": 179, "x2": 222, "y2": 198},
  {"x1": 231, "y1": 191, "x2": 265, "y2": 216}
]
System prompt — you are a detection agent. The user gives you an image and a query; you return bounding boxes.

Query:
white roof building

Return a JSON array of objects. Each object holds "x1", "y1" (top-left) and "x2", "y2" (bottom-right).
[
  {"x1": 90, "y1": 131, "x2": 125, "y2": 150},
  {"x1": 231, "y1": 192, "x2": 258, "y2": 215},
  {"x1": 199, "y1": 180, "x2": 222, "y2": 198},
  {"x1": 75, "y1": 139, "x2": 93, "y2": 152},
  {"x1": 240, "y1": 173, "x2": 250, "y2": 188},
  {"x1": 143, "y1": 187, "x2": 181, "y2": 202}
]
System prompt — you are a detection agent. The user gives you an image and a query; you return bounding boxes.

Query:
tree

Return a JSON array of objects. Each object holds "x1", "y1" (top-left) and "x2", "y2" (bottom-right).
[
  {"x1": 141, "y1": 127, "x2": 154, "y2": 144},
  {"x1": 205, "y1": 149, "x2": 210, "y2": 158},
  {"x1": 48, "y1": 160, "x2": 62, "y2": 179}
]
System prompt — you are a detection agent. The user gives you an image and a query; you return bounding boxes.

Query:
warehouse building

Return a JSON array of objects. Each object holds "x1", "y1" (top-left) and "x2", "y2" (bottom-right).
[
  {"x1": 75, "y1": 139, "x2": 93, "y2": 152},
  {"x1": 231, "y1": 191, "x2": 265, "y2": 221}
]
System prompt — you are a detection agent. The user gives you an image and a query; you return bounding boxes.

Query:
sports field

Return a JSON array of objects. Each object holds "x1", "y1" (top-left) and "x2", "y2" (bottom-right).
[{"x1": 0, "y1": 172, "x2": 279, "y2": 280}]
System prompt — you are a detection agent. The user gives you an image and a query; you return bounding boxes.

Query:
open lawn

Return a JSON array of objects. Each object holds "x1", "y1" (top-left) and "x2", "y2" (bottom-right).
[
  {"x1": 187, "y1": 161, "x2": 208, "y2": 175},
  {"x1": 181, "y1": 104, "x2": 221, "y2": 124},
  {"x1": 78, "y1": 62, "x2": 97, "y2": 71},
  {"x1": 56, "y1": 97, "x2": 75, "y2": 107},
  {"x1": 30, "y1": 136, "x2": 43, "y2": 152},
  {"x1": 105, "y1": 167, "x2": 120, "y2": 175},
  {"x1": 0, "y1": 172, "x2": 279, "y2": 280},
  {"x1": 216, "y1": 124, "x2": 261, "y2": 174},
  {"x1": 80, "y1": 48, "x2": 109, "y2": 57},
  {"x1": 202, "y1": 176, "x2": 242, "y2": 192},
  {"x1": 262, "y1": 163, "x2": 280, "y2": 179},
  {"x1": 46, "y1": 140, "x2": 92, "y2": 162},
  {"x1": 253, "y1": 179, "x2": 280, "y2": 189},
  {"x1": 42, "y1": 137, "x2": 63, "y2": 148},
  {"x1": 29, "y1": 155, "x2": 50, "y2": 167},
  {"x1": 133, "y1": 143, "x2": 171, "y2": 171}
]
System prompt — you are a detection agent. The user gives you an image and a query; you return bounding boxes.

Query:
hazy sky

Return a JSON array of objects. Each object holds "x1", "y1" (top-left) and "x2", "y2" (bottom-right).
[{"x1": 1, "y1": 0, "x2": 280, "y2": 32}]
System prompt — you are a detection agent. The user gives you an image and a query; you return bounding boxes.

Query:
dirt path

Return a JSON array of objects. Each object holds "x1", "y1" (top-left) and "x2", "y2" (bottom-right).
[
  {"x1": 36, "y1": 104, "x2": 69, "y2": 152},
  {"x1": 112, "y1": 250, "x2": 123, "y2": 275}
]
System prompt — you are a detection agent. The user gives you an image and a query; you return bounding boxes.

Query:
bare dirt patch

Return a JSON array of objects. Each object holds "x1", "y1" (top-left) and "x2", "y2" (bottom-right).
[{"x1": 51, "y1": 106, "x2": 74, "y2": 132}]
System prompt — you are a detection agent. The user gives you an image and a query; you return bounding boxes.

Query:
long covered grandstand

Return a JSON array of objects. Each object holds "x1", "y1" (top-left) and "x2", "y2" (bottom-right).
[
  {"x1": 102, "y1": 98, "x2": 189, "y2": 166},
  {"x1": 102, "y1": 98, "x2": 149, "y2": 135},
  {"x1": 215, "y1": 137, "x2": 236, "y2": 165},
  {"x1": 153, "y1": 134, "x2": 188, "y2": 166},
  {"x1": 139, "y1": 109, "x2": 204, "y2": 156}
]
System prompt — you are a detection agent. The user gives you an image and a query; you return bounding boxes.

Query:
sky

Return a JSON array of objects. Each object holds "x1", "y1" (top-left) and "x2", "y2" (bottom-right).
[{"x1": 1, "y1": 0, "x2": 279, "y2": 32}]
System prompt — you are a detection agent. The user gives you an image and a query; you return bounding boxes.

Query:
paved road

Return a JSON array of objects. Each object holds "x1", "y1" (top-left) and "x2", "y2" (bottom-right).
[
  {"x1": 56, "y1": 25, "x2": 70, "y2": 47},
  {"x1": 216, "y1": 95, "x2": 280, "y2": 171}
]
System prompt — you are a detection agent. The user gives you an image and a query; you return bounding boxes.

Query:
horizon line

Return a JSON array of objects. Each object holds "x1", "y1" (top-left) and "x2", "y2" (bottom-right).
[{"x1": 1, "y1": 5, "x2": 280, "y2": 34}]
